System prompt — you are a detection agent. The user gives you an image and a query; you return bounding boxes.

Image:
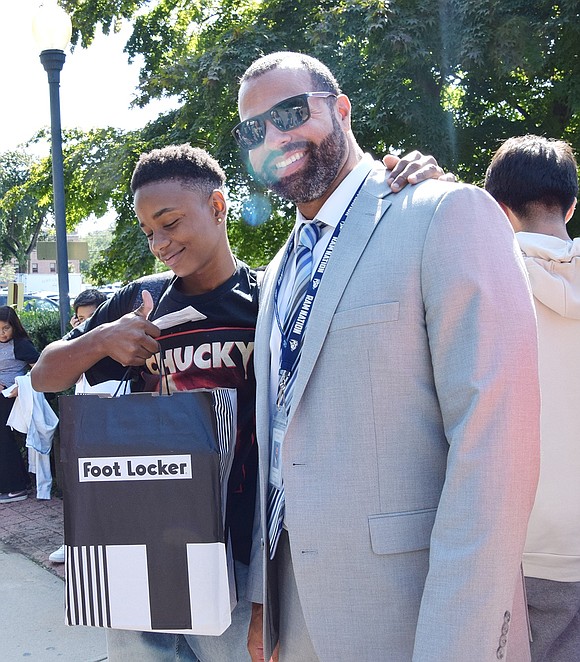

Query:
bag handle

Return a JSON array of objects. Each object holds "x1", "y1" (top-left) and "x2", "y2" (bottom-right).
[
  {"x1": 114, "y1": 341, "x2": 170, "y2": 397},
  {"x1": 156, "y1": 341, "x2": 170, "y2": 396},
  {"x1": 113, "y1": 373, "x2": 131, "y2": 397}
]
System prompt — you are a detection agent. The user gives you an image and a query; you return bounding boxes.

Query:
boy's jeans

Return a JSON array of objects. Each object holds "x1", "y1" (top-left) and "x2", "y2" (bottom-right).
[{"x1": 106, "y1": 562, "x2": 252, "y2": 662}]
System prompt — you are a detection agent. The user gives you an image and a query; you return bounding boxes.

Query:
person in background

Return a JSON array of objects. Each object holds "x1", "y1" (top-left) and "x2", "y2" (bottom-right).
[
  {"x1": 70, "y1": 288, "x2": 121, "y2": 397},
  {"x1": 0, "y1": 306, "x2": 40, "y2": 503},
  {"x1": 70, "y1": 288, "x2": 107, "y2": 327},
  {"x1": 234, "y1": 51, "x2": 541, "y2": 661},
  {"x1": 48, "y1": 287, "x2": 111, "y2": 563},
  {"x1": 484, "y1": 135, "x2": 580, "y2": 662}
]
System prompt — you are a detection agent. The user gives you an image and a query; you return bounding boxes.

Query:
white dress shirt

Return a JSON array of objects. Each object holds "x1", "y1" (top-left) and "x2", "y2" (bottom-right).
[{"x1": 269, "y1": 154, "x2": 374, "y2": 413}]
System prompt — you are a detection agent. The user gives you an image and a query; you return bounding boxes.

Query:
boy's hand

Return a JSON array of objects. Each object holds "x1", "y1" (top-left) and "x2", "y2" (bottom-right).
[
  {"x1": 248, "y1": 603, "x2": 265, "y2": 662},
  {"x1": 96, "y1": 290, "x2": 160, "y2": 367},
  {"x1": 384, "y1": 151, "x2": 456, "y2": 191}
]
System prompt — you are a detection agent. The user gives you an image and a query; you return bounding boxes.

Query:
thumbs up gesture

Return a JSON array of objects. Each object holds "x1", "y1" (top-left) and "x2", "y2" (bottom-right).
[
  {"x1": 134, "y1": 290, "x2": 155, "y2": 320},
  {"x1": 103, "y1": 290, "x2": 161, "y2": 366}
]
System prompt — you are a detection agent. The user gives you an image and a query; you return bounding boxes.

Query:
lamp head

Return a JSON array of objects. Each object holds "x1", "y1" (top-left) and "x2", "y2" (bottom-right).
[{"x1": 32, "y1": 1, "x2": 72, "y2": 53}]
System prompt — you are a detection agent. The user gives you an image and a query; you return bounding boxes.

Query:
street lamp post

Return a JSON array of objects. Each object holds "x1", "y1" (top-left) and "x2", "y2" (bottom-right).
[{"x1": 32, "y1": 1, "x2": 72, "y2": 336}]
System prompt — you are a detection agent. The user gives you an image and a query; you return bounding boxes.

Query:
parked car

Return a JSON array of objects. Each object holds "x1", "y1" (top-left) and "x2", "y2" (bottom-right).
[
  {"x1": 0, "y1": 293, "x2": 60, "y2": 312},
  {"x1": 30, "y1": 290, "x2": 60, "y2": 303}
]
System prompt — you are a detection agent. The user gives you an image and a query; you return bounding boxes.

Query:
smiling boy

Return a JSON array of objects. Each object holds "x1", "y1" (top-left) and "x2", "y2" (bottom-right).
[{"x1": 31, "y1": 144, "x2": 259, "y2": 661}]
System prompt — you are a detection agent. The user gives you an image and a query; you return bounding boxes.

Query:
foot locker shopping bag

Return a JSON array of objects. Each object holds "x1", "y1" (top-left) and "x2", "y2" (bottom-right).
[{"x1": 58, "y1": 388, "x2": 237, "y2": 636}]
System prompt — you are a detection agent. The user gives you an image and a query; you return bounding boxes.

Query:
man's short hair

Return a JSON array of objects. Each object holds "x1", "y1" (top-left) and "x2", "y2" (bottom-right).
[
  {"x1": 130, "y1": 144, "x2": 226, "y2": 195},
  {"x1": 485, "y1": 135, "x2": 578, "y2": 217},
  {"x1": 73, "y1": 288, "x2": 107, "y2": 313},
  {"x1": 239, "y1": 52, "x2": 341, "y2": 97}
]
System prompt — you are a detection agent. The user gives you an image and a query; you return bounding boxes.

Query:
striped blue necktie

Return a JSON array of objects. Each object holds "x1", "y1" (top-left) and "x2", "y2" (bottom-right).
[{"x1": 268, "y1": 221, "x2": 321, "y2": 559}]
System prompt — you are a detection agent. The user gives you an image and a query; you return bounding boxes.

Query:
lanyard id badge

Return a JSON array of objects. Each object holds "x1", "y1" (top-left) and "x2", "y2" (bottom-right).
[
  {"x1": 274, "y1": 175, "x2": 367, "y2": 380},
  {"x1": 269, "y1": 408, "x2": 287, "y2": 490}
]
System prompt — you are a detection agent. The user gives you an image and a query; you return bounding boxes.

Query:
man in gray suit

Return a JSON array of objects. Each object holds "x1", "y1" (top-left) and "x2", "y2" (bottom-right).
[{"x1": 233, "y1": 52, "x2": 541, "y2": 661}]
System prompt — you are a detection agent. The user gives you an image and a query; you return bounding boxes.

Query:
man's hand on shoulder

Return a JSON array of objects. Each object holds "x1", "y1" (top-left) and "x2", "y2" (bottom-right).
[{"x1": 384, "y1": 151, "x2": 456, "y2": 192}]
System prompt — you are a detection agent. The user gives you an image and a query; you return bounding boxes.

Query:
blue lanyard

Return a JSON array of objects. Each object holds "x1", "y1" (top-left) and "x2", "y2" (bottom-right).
[{"x1": 274, "y1": 179, "x2": 366, "y2": 377}]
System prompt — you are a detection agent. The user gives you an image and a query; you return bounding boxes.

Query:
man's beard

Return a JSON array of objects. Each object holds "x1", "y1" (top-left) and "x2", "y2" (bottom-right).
[{"x1": 259, "y1": 116, "x2": 347, "y2": 203}]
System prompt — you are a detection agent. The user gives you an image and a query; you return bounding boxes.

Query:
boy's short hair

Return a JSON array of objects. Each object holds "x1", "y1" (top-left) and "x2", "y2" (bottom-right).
[
  {"x1": 485, "y1": 135, "x2": 578, "y2": 217},
  {"x1": 130, "y1": 144, "x2": 226, "y2": 195},
  {"x1": 73, "y1": 289, "x2": 107, "y2": 314}
]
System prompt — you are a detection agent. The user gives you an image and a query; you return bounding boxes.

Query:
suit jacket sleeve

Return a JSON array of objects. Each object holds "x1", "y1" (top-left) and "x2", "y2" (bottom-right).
[{"x1": 412, "y1": 184, "x2": 540, "y2": 659}]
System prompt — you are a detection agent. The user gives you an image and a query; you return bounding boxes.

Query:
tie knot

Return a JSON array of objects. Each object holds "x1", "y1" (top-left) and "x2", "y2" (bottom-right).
[{"x1": 298, "y1": 222, "x2": 321, "y2": 251}]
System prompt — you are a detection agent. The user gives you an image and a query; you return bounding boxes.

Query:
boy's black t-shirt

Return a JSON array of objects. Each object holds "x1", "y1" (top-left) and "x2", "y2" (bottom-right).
[{"x1": 69, "y1": 262, "x2": 258, "y2": 565}]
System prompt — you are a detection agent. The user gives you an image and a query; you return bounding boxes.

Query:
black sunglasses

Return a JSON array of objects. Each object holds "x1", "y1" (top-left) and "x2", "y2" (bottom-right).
[{"x1": 232, "y1": 92, "x2": 337, "y2": 150}]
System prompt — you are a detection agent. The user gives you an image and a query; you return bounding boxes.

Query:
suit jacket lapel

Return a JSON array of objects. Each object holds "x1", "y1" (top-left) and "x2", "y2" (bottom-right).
[
  {"x1": 255, "y1": 239, "x2": 289, "y2": 464},
  {"x1": 287, "y1": 165, "x2": 393, "y2": 426}
]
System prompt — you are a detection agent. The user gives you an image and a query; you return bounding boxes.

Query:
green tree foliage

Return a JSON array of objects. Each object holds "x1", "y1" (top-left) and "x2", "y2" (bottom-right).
[
  {"x1": 60, "y1": 126, "x2": 159, "y2": 282},
  {"x1": 19, "y1": 310, "x2": 62, "y2": 354},
  {"x1": 80, "y1": 227, "x2": 113, "y2": 276},
  {"x1": 24, "y1": 0, "x2": 580, "y2": 278},
  {"x1": 0, "y1": 151, "x2": 51, "y2": 272},
  {"x1": 0, "y1": 262, "x2": 16, "y2": 284},
  {"x1": 441, "y1": 0, "x2": 580, "y2": 189}
]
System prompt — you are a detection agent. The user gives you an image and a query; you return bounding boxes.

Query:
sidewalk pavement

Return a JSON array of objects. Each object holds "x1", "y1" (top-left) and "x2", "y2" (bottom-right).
[{"x1": 0, "y1": 494, "x2": 107, "y2": 661}]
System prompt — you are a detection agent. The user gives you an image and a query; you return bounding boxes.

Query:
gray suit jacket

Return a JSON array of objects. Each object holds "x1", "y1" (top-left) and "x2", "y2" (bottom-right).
[{"x1": 248, "y1": 163, "x2": 540, "y2": 661}]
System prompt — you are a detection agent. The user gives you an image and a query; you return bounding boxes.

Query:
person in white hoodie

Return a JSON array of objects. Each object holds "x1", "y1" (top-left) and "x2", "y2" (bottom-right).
[{"x1": 485, "y1": 135, "x2": 580, "y2": 662}]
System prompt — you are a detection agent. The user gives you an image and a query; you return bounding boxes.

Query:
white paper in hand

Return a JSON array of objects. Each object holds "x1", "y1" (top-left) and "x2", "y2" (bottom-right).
[
  {"x1": 2, "y1": 383, "x2": 18, "y2": 397},
  {"x1": 152, "y1": 306, "x2": 207, "y2": 331}
]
